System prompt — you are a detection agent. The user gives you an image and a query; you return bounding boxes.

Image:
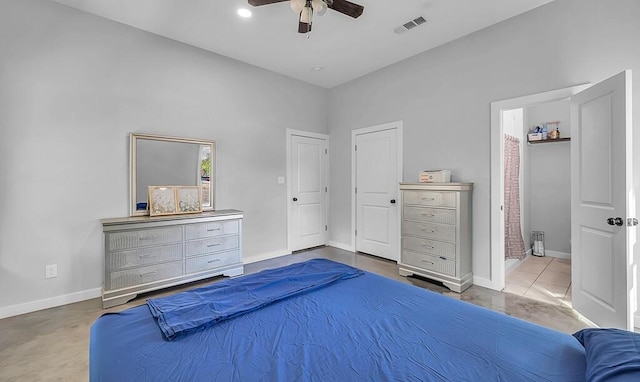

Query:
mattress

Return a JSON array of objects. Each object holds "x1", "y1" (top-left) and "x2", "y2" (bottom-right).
[{"x1": 90, "y1": 259, "x2": 586, "y2": 381}]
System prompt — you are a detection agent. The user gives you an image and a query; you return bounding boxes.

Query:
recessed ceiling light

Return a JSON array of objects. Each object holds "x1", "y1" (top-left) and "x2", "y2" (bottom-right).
[
  {"x1": 311, "y1": 66, "x2": 324, "y2": 71},
  {"x1": 237, "y1": 8, "x2": 252, "y2": 18}
]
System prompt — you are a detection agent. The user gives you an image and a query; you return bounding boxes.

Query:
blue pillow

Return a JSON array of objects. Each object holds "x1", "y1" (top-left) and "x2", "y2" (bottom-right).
[{"x1": 573, "y1": 328, "x2": 640, "y2": 382}]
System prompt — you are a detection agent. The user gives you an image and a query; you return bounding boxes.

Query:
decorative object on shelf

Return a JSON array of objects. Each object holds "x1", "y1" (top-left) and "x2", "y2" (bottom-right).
[
  {"x1": 419, "y1": 169, "x2": 451, "y2": 183},
  {"x1": 149, "y1": 185, "x2": 203, "y2": 216},
  {"x1": 548, "y1": 121, "x2": 561, "y2": 140}
]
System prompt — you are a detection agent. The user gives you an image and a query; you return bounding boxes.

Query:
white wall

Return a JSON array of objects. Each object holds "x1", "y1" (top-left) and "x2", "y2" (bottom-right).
[
  {"x1": 328, "y1": 0, "x2": 640, "y2": 289},
  {"x1": 0, "y1": 0, "x2": 328, "y2": 314},
  {"x1": 525, "y1": 101, "x2": 571, "y2": 255}
]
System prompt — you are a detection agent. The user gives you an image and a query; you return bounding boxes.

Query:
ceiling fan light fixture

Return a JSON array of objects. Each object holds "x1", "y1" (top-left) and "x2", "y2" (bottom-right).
[
  {"x1": 290, "y1": 0, "x2": 306, "y2": 13},
  {"x1": 312, "y1": 0, "x2": 327, "y2": 16},
  {"x1": 299, "y1": 3, "x2": 313, "y2": 24}
]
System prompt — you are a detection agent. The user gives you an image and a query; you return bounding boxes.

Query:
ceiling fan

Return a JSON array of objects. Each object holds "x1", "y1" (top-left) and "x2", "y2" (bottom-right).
[{"x1": 248, "y1": 0, "x2": 364, "y2": 34}]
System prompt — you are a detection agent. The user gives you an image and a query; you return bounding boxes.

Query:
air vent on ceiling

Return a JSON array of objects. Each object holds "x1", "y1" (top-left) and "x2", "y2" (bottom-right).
[{"x1": 394, "y1": 16, "x2": 427, "y2": 34}]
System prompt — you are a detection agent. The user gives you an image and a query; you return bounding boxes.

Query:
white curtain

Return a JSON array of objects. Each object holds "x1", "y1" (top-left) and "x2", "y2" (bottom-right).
[{"x1": 504, "y1": 135, "x2": 526, "y2": 260}]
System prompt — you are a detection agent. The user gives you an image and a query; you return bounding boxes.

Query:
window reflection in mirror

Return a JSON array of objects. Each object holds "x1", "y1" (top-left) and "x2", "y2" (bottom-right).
[{"x1": 130, "y1": 134, "x2": 215, "y2": 216}]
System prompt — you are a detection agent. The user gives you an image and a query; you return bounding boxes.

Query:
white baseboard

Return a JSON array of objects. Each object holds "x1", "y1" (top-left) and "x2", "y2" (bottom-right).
[
  {"x1": 635, "y1": 315, "x2": 640, "y2": 331},
  {"x1": 0, "y1": 287, "x2": 102, "y2": 320},
  {"x1": 243, "y1": 249, "x2": 291, "y2": 265},
  {"x1": 545, "y1": 250, "x2": 571, "y2": 260},
  {"x1": 472, "y1": 276, "x2": 494, "y2": 290},
  {"x1": 327, "y1": 241, "x2": 354, "y2": 252}
]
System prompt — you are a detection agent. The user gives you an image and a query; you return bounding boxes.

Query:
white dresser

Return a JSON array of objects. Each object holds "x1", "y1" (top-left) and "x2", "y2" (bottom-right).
[
  {"x1": 100, "y1": 209, "x2": 243, "y2": 308},
  {"x1": 398, "y1": 183, "x2": 473, "y2": 292}
]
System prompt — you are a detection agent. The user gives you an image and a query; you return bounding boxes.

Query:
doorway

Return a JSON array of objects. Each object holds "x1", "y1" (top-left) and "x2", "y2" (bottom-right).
[
  {"x1": 490, "y1": 71, "x2": 636, "y2": 330},
  {"x1": 286, "y1": 129, "x2": 328, "y2": 252},
  {"x1": 351, "y1": 121, "x2": 403, "y2": 261}
]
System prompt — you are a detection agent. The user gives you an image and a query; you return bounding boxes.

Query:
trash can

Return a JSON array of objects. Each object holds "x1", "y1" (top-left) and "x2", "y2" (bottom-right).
[{"x1": 531, "y1": 231, "x2": 545, "y2": 257}]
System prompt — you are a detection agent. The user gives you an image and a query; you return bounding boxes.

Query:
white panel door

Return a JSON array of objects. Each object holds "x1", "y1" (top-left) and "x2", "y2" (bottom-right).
[
  {"x1": 571, "y1": 71, "x2": 635, "y2": 330},
  {"x1": 290, "y1": 135, "x2": 327, "y2": 251},
  {"x1": 355, "y1": 128, "x2": 399, "y2": 261}
]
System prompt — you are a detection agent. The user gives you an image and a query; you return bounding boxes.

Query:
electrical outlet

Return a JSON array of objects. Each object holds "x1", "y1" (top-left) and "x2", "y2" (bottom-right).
[
  {"x1": 45, "y1": 264, "x2": 57, "y2": 279},
  {"x1": 277, "y1": 176, "x2": 285, "y2": 184}
]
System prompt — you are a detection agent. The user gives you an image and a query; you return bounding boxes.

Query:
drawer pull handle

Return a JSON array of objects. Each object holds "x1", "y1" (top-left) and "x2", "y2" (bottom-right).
[
  {"x1": 422, "y1": 229, "x2": 435, "y2": 233},
  {"x1": 207, "y1": 259, "x2": 221, "y2": 264},
  {"x1": 139, "y1": 236, "x2": 158, "y2": 241},
  {"x1": 421, "y1": 213, "x2": 435, "y2": 217},
  {"x1": 207, "y1": 228, "x2": 221, "y2": 232},
  {"x1": 421, "y1": 260, "x2": 434, "y2": 265},
  {"x1": 421, "y1": 197, "x2": 436, "y2": 201},
  {"x1": 207, "y1": 244, "x2": 221, "y2": 248},
  {"x1": 139, "y1": 254, "x2": 156, "y2": 258},
  {"x1": 140, "y1": 271, "x2": 158, "y2": 277},
  {"x1": 439, "y1": 256, "x2": 447, "y2": 260},
  {"x1": 420, "y1": 244, "x2": 435, "y2": 249}
]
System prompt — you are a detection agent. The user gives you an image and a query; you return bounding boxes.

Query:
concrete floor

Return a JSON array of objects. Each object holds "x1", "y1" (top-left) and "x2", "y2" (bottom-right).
[{"x1": 0, "y1": 246, "x2": 593, "y2": 381}]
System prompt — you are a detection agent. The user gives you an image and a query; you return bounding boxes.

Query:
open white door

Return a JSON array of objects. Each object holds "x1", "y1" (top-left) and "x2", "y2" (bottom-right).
[
  {"x1": 571, "y1": 70, "x2": 636, "y2": 330},
  {"x1": 354, "y1": 124, "x2": 402, "y2": 261},
  {"x1": 288, "y1": 132, "x2": 328, "y2": 252}
]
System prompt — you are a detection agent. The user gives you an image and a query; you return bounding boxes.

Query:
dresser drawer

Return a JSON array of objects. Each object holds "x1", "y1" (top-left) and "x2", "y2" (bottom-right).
[
  {"x1": 403, "y1": 236, "x2": 456, "y2": 259},
  {"x1": 403, "y1": 190, "x2": 456, "y2": 208},
  {"x1": 402, "y1": 221, "x2": 456, "y2": 242},
  {"x1": 107, "y1": 226, "x2": 182, "y2": 251},
  {"x1": 109, "y1": 261, "x2": 183, "y2": 290},
  {"x1": 185, "y1": 250, "x2": 241, "y2": 274},
  {"x1": 403, "y1": 206, "x2": 456, "y2": 225},
  {"x1": 402, "y1": 251, "x2": 455, "y2": 277},
  {"x1": 185, "y1": 220, "x2": 239, "y2": 240},
  {"x1": 185, "y1": 235, "x2": 240, "y2": 257},
  {"x1": 107, "y1": 243, "x2": 183, "y2": 270}
]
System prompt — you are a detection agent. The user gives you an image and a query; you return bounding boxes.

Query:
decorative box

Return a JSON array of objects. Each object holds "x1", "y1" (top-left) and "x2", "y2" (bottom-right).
[
  {"x1": 419, "y1": 170, "x2": 451, "y2": 183},
  {"x1": 528, "y1": 133, "x2": 542, "y2": 142}
]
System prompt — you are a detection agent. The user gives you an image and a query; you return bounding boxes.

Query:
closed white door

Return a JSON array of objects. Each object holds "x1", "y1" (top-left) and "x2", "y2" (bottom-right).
[
  {"x1": 571, "y1": 70, "x2": 635, "y2": 330},
  {"x1": 289, "y1": 134, "x2": 327, "y2": 251},
  {"x1": 355, "y1": 127, "x2": 400, "y2": 261}
]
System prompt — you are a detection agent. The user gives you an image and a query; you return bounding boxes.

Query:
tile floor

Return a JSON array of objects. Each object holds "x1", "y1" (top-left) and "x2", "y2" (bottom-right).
[{"x1": 505, "y1": 255, "x2": 572, "y2": 307}]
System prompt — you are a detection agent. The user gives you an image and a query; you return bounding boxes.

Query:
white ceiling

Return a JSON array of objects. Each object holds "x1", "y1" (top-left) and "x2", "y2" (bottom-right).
[{"x1": 53, "y1": 0, "x2": 554, "y2": 88}]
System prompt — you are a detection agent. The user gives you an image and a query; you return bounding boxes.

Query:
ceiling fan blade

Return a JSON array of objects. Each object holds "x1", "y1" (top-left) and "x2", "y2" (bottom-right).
[
  {"x1": 248, "y1": 0, "x2": 288, "y2": 6},
  {"x1": 327, "y1": 0, "x2": 364, "y2": 18},
  {"x1": 298, "y1": 21, "x2": 312, "y2": 33}
]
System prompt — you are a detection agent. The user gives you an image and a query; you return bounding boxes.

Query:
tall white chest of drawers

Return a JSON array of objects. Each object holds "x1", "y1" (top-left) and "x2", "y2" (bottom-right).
[
  {"x1": 398, "y1": 183, "x2": 473, "y2": 293},
  {"x1": 100, "y1": 209, "x2": 243, "y2": 308}
]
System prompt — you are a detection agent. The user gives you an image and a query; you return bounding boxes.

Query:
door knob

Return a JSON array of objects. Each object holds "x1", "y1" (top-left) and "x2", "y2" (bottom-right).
[
  {"x1": 292, "y1": 197, "x2": 298, "y2": 202},
  {"x1": 607, "y1": 217, "x2": 624, "y2": 226},
  {"x1": 390, "y1": 199, "x2": 396, "y2": 204}
]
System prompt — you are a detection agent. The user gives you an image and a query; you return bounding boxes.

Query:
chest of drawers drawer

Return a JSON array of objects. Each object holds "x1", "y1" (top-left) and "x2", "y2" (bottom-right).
[
  {"x1": 185, "y1": 235, "x2": 240, "y2": 257},
  {"x1": 107, "y1": 226, "x2": 182, "y2": 251},
  {"x1": 402, "y1": 251, "x2": 455, "y2": 277},
  {"x1": 403, "y1": 206, "x2": 456, "y2": 225},
  {"x1": 109, "y1": 260, "x2": 183, "y2": 290},
  {"x1": 107, "y1": 243, "x2": 183, "y2": 270},
  {"x1": 402, "y1": 236, "x2": 456, "y2": 259},
  {"x1": 185, "y1": 250, "x2": 242, "y2": 274},
  {"x1": 402, "y1": 220, "x2": 456, "y2": 243},
  {"x1": 185, "y1": 220, "x2": 239, "y2": 240},
  {"x1": 403, "y1": 190, "x2": 456, "y2": 208}
]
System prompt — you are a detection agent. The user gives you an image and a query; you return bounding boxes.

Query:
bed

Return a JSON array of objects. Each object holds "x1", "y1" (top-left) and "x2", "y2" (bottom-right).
[{"x1": 89, "y1": 258, "x2": 635, "y2": 381}]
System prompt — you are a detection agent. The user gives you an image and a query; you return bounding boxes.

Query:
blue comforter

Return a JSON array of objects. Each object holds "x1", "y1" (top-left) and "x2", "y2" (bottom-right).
[
  {"x1": 90, "y1": 259, "x2": 587, "y2": 381},
  {"x1": 147, "y1": 259, "x2": 363, "y2": 340}
]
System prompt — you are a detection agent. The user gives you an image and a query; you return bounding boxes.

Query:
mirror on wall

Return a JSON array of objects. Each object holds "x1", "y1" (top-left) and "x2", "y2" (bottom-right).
[{"x1": 130, "y1": 133, "x2": 215, "y2": 216}]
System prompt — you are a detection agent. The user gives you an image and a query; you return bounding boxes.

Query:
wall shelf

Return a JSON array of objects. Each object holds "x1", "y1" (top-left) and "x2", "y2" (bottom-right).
[{"x1": 528, "y1": 137, "x2": 570, "y2": 145}]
